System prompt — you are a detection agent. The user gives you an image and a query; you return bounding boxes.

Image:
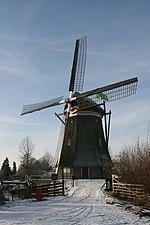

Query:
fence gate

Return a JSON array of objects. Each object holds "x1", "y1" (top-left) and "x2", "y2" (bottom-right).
[
  {"x1": 48, "y1": 180, "x2": 65, "y2": 197},
  {"x1": 112, "y1": 175, "x2": 145, "y2": 200}
]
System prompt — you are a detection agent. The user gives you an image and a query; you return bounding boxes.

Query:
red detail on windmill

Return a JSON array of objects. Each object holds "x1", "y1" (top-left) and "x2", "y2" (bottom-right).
[{"x1": 32, "y1": 187, "x2": 48, "y2": 201}]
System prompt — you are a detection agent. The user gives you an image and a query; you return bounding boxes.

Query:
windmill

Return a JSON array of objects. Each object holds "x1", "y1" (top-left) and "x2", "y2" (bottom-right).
[{"x1": 21, "y1": 36, "x2": 138, "y2": 180}]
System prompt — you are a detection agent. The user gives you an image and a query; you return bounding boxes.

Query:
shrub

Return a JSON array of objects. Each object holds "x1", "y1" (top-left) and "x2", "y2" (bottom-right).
[{"x1": 113, "y1": 137, "x2": 150, "y2": 194}]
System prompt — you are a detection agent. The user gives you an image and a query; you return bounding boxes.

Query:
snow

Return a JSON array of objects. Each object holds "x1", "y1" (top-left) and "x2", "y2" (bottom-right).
[{"x1": 0, "y1": 179, "x2": 150, "y2": 225}]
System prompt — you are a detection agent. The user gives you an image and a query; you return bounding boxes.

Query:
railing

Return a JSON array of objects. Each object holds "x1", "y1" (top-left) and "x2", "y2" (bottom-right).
[
  {"x1": 112, "y1": 175, "x2": 145, "y2": 200},
  {"x1": 48, "y1": 180, "x2": 65, "y2": 197}
]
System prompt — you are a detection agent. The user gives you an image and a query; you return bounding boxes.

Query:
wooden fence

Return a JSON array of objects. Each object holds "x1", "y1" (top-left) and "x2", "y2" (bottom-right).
[
  {"x1": 1, "y1": 179, "x2": 65, "y2": 201},
  {"x1": 33, "y1": 180, "x2": 65, "y2": 197},
  {"x1": 112, "y1": 175, "x2": 145, "y2": 200},
  {"x1": 48, "y1": 180, "x2": 65, "y2": 197}
]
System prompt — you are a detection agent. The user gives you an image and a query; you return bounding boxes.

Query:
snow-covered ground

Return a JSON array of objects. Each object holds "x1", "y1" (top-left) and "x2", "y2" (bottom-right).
[{"x1": 0, "y1": 179, "x2": 149, "y2": 225}]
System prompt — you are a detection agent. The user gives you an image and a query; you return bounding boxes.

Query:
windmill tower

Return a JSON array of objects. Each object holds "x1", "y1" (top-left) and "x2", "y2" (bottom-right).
[{"x1": 21, "y1": 36, "x2": 138, "y2": 180}]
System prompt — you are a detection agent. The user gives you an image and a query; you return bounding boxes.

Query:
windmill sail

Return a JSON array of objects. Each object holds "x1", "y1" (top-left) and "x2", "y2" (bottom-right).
[
  {"x1": 21, "y1": 96, "x2": 64, "y2": 116},
  {"x1": 54, "y1": 119, "x2": 65, "y2": 174},
  {"x1": 75, "y1": 77, "x2": 138, "y2": 109},
  {"x1": 69, "y1": 36, "x2": 87, "y2": 92}
]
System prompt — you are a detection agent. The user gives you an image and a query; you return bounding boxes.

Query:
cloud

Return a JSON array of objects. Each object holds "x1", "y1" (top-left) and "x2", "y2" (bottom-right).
[
  {"x1": 0, "y1": 114, "x2": 45, "y2": 127},
  {"x1": 0, "y1": 32, "x2": 73, "y2": 50}
]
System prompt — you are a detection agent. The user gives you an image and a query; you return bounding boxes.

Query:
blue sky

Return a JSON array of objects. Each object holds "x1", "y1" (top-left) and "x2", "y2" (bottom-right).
[{"x1": 0, "y1": 0, "x2": 150, "y2": 168}]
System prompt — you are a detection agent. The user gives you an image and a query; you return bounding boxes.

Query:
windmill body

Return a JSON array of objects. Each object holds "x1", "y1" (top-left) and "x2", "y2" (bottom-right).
[
  {"x1": 58, "y1": 105, "x2": 112, "y2": 179},
  {"x1": 21, "y1": 36, "x2": 138, "y2": 180}
]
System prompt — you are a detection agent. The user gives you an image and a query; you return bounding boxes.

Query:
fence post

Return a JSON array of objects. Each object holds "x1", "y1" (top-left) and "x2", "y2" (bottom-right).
[
  {"x1": 62, "y1": 180, "x2": 64, "y2": 196},
  {"x1": 54, "y1": 180, "x2": 56, "y2": 197}
]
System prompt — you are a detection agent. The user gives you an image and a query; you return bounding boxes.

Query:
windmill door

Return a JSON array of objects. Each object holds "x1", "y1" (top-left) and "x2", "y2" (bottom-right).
[{"x1": 82, "y1": 167, "x2": 88, "y2": 179}]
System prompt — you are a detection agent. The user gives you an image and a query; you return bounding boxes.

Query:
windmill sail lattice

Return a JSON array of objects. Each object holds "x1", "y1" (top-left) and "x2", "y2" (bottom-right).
[
  {"x1": 69, "y1": 36, "x2": 87, "y2": 92},
  {"x1": 75, "y1": 77, "x2": 138, "y2": 110},
  {"x1": 21, "y1": 96, "x2": 64, "y2": 116},
  {"x1": 54, "y1": 121, "x2": 65, "y2": 174}
]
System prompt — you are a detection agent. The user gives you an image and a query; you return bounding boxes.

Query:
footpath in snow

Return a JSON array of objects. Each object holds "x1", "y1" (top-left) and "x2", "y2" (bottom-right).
[{"x1": 0, "y1": 179, "x2": 150, "y2": 225}]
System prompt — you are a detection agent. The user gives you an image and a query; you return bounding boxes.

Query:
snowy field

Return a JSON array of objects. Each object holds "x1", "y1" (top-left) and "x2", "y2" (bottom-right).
[{"x1": 0, "y1": 179, "x2": 149, "y2": 225}]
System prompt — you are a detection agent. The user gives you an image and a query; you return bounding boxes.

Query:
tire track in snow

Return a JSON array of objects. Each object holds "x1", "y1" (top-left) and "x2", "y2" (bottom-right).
[{"x1": 46, "y1": 205, "x2": 93, "y2": 224}]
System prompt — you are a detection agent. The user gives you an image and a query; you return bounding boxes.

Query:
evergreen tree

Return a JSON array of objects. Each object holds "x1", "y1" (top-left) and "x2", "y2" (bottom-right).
[
  {"x1": 12, "y1": 161, "x2": 17, "y2": 176},
  {"x1": 1, "y1": 157, "x2": 11, "y2": 179}
]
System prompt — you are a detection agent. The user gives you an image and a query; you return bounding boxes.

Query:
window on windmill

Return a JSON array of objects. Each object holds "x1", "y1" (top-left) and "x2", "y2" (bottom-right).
[
  {"x1": 63, "y1": 167, "x2": 70, "y2": 174},
  {"x1": 67, "y1": 167, "x2": 70, "y2": 173},
  {"x1": 99, "y1": 138, "x2": 102, "y2": 146},
  {"x1": 67, "y1": 138, "x2": 71, "y2": 146}
]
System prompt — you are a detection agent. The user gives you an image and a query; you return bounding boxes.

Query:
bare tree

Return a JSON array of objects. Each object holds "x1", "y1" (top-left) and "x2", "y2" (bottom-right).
[
  {"x1": 37, "y1": 151, "x2": 54, "y2": 175},
  {"x1": 19, "y1": 136, "x2": 35, "y2": 176}
]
